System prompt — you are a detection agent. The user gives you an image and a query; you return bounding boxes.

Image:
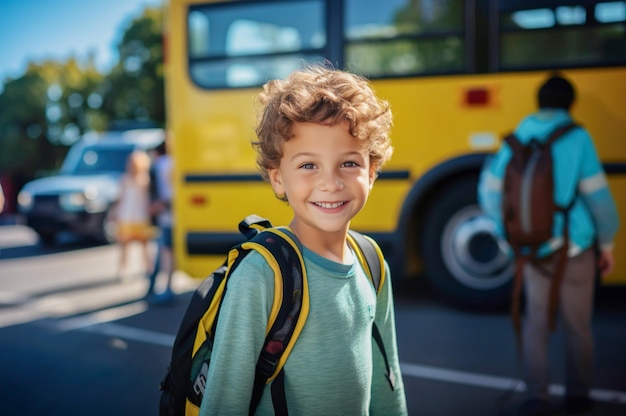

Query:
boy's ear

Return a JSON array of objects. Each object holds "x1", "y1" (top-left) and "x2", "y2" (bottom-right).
[
  {"x1": 268, "y1": 168, "x2": 285, "y2": 195},
  {"x1": 369, "y1": 166, "x2": 377, "y2": 189}
]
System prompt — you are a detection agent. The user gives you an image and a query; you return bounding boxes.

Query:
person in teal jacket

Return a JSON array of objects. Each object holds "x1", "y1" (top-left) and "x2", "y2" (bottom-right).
[
  {"x1": 478, "y1": 74, "x2": 620, "y2": 416},
  {"x1": 198, "y1": 65, "x2": 408, "y2": 415}
]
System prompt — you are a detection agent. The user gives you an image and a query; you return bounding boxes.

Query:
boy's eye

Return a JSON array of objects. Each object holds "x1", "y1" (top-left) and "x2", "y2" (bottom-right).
[
  {"x1": 299, "y1": 162, "x2": 316, "y2": 170},
  {"x1": 342, "y1": 161, "x2": 360, "y2": 168}
]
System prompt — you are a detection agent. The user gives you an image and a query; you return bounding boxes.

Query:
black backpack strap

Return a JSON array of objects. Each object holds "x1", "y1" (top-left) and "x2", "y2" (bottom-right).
[
  {"x1": 372, "y1": 320, "x2": 397, "y2": 390},
  {"x1": 244, "y1": 228, "x2": 307, "y2": 416},
  {"x1": 270, "y1": 370, "x2": 289, "y2": 416},
  {"x1": 347, "y1": 231, "x2": 396, "y2": 391},
  {"x1": 239, "y1": 214, "x2": 274, "y2": 239}
]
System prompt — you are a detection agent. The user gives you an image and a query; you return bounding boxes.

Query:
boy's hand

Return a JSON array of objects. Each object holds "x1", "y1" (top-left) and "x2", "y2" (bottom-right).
[{"x1": 598, "y1": 249, "x2": 615, "y2": 278}]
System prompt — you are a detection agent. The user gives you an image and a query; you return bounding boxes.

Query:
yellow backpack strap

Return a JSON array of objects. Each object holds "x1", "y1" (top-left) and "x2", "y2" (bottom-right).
[
  {"x1": 241, "y1": 227, "x2": 309, "y2": 415},
  {"x1": 347, "y1": 230, "x2": 385, "y2": 294}
]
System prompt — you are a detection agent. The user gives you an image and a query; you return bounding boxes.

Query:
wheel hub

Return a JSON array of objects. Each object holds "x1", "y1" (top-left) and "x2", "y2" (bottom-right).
[{"x1": 441, "y1": 205, "x2": 514, "y2": 290}]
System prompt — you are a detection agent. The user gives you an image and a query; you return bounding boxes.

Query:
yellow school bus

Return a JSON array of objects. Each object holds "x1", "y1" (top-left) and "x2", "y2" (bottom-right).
[{"x1": 164, "y1": 0, "x2": 626, "y2": 308}]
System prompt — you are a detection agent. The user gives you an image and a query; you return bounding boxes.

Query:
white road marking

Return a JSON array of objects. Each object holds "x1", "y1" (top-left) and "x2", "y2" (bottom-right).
[
  {"x1": 54, "y1": 302, "x2": 148, "y2": 331},
  {"x1": 400, "y1": 362, "x2": 626, "y2": 405},
  {"x1": 81, "y1": 322, "x2": 175, "y2": 347},
  {"x1": 54, "y1": 303, "x2": 626, "y2": 406},
  {"x1": 401, "y1": 362, "x2": 524, "y2": 392}
]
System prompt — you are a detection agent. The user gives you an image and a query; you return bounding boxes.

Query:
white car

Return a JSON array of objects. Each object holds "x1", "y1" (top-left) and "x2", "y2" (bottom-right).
[{"x1": 17, "y1": 128, "x2": 164, "y2": 246}]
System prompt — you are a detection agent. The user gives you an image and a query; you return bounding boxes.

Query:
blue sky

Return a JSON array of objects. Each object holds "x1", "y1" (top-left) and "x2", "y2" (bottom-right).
[{"x1": 0, "y1": 0, "x2": 162, "y2": 84}]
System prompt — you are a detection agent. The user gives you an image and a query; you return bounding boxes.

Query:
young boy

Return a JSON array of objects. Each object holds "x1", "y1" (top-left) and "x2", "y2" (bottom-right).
[{"x1": 198, "y1": 65, "x2": 408, "y2": 415}]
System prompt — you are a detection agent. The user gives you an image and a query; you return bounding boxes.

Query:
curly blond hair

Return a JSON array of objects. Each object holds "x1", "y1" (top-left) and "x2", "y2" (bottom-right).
[{"x1": 253, "y1": 65, "x2": 393, "y2": 194}]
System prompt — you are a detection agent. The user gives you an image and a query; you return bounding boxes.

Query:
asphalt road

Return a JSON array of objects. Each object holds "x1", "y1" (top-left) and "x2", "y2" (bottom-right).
[{"x1": 0, "y1": 224, "x2": 625, "y2": 415}]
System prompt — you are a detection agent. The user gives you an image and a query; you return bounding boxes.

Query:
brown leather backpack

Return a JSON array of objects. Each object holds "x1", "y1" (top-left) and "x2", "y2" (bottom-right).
[{"x1": 502, "y1": 123, "x2": 579, "y2": 339}]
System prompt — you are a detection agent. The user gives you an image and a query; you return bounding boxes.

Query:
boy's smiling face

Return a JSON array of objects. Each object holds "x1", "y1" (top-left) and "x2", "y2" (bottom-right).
[{"x1": 268, "y1": 121, "x2": 375, "y2": 243}]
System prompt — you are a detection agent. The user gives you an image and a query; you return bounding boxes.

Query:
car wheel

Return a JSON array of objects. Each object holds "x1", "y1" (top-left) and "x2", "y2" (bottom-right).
[
  {"x1": 100, "y1": 209, "x2": 117, "y2": 244},
  {"x1": 38, "y1": 231, "x2": 57, "y2": 247},
  {"x1": 420, "y1": 175, "x2": 514, "y2": 309}
]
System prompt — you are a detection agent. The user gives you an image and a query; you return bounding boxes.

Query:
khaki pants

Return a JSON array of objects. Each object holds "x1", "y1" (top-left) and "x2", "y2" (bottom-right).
[{"x1": 522, "y1": 248, "x2": 596, "y2": 400}]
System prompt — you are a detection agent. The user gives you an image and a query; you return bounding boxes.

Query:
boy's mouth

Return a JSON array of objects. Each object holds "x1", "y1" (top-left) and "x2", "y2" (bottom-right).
[{"x1": 313, "y1": 201, "x2": 346, "y2": 209}]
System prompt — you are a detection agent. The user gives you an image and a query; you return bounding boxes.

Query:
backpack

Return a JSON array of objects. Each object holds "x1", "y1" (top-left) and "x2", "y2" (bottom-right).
[
  {"x1": 159, "y1": 214, "x2": 396, "y2": 416},
  {"x1": 501, "y1": 122, "x2": 579, "y2": 338}
]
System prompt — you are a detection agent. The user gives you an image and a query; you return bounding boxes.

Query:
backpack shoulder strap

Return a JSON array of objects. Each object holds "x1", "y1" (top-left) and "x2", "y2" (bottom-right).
[
  {"x1": 545, "y1": 122, "x2": 579, "y2": 146},
  {"x1": 503, "y1": 133, "x2": 523, "y2": 152},
  {"x1": 346, "y1": 230, "x2": 396, "y2": 391},
  {"x1": 238, "y1": 214, "x2": 274, "y2": 239},
  {"x1": 503, "y1": 122, "x2": 578, "y2": 151},
  {"x1": 241, "y1": 227, "x2": 309, "y2": 415},
  {"x1": 347, "y1": 230, "x2": 385, "y2": 293}
]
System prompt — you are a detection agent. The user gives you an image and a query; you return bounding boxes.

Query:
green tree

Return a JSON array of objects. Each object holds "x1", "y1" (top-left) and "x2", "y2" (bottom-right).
[
  {"x1": 0, "y1": 69, "x2": 49, "y2": 178},
  {"x1": 0, "y1": 59, "x2": 105, "y2": 177},
  {"x1": 0, "y1": 5, "x2": 164, "y2": 186},
  {"x1": 103, "y1": 6, "x2": 165, "y2": 125}
]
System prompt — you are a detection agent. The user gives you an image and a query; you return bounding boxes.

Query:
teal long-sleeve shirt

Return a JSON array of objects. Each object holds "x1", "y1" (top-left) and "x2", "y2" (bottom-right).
[
  {"x1": 478, "y1": 108, "x2": 620, "y2": 257},
  {"x1": 198, "y1": 242, "x2": 408, "y2": 415}
]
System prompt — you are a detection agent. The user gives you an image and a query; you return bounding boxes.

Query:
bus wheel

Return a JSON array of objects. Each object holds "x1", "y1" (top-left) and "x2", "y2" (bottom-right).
[{"x1": 420, "y1": 176, "x2": 514, "y2": 309}]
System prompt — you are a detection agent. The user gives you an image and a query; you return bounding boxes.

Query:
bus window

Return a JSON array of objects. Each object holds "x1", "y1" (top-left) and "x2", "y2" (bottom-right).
[
  {"x1": 499, "y1": 1, "x2": 626, "y2": 69},
  {"x1": 596, "y1": 1, "x2": 626, "y2": 22},
  {"x1": 344, "y1": 0, "x2": 466, "y2": 77},
  {"x1": 187, "y1": 0, "x2": 326, "y2": 89}
]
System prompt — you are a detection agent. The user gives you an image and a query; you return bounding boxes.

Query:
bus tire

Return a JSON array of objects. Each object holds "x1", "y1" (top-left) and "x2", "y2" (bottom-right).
[{"x1": 420, "y1": 175, "x2": 514, "y2": 309}]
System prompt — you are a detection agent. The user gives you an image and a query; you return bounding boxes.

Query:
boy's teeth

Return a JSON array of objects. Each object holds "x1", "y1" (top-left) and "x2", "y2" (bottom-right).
[{"x1": 316, "y1": 201, "x2": 344, "y2": 209}]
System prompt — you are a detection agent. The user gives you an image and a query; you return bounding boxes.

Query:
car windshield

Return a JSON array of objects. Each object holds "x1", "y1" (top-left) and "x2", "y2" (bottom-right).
[{"x1": 60, "y1": 146, "x2": 133, "y2": 175}]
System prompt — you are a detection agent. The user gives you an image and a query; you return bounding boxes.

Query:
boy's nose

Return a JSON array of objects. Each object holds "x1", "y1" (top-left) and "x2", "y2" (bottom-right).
[{"x1": 319, "y1": 172, "x2": 344, "y2": 192}]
